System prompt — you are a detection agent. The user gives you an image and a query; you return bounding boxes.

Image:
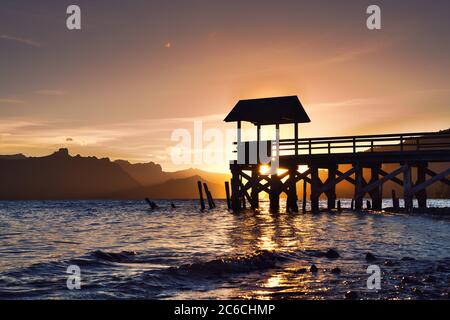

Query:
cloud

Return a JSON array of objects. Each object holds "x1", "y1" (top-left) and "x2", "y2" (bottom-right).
[
  {"x1": 34, "y1": 89, "x2": 66, "y2": 96},
  {"x1": 310, "y1": 98, "x2": 378, "y2": 109},
  {"x1": 314, "y1": 41, "x2": 388, "y2": 66},
  {"x1": 0, "y1": 34, "x2": 41, "y2": 48},
  {"x1": 0, "y1": 98, "x2": 26, "y2": 105}
]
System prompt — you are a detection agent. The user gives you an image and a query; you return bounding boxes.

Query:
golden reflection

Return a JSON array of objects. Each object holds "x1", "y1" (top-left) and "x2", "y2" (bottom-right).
[
  {"x1": 259, "y1": 165, "x2": 270, "y2": 175},
  {"x1": 263, "y1": 273, "x2": 283, "y2": 288}
]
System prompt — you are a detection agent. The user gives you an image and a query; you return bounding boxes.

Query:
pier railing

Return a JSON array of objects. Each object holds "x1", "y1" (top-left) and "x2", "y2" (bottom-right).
[{"x1": 234, "y1": 131, "x2": 450, "y2": 158}]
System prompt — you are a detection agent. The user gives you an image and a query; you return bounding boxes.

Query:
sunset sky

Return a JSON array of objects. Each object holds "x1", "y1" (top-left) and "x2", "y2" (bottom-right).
[{"x1": 1, "y1": 0, "x2": 450, "y2": 172}]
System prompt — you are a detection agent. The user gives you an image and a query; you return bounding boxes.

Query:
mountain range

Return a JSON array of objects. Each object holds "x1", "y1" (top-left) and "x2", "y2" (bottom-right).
[
  {"x1": 0, "y1": 128, "x2": 449, "y2": 200},
  {"x1": 0, "y1": 148, "x2": 229, "y2": 200}
]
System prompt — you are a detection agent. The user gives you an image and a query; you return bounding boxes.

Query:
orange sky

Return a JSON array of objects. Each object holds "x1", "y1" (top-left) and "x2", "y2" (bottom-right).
[{"x1": 0, "y1": 0, "x2": 449, "y2": 172}]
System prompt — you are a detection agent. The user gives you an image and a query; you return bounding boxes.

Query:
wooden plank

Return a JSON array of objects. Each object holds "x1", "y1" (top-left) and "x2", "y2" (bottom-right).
[
  {"x1": 322, "y1": 167, "x2": 356, "y2": 192},
  {"x1": 408, "y1": 167, "x2": 450, "y2": 196},
  {"x1": 362, "y1": 165, "x2": 407, "y2": 193},
  {"x1": 379, "y1": 169, "x2": 404, "y2": 186},
  {"x1": 426, "y1": 168, "x2": 450, "y2": 186},
  {"x1": 336, "y1": 169, "x2": 356, "y2": 185}
]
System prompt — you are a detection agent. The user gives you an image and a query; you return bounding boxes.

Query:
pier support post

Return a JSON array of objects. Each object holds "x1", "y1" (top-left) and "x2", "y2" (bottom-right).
[
  {"x1": 251, "y1": 167, "x2": 259, "y2": 209},
  {"x1": 302, "y1": 178, "x2": 307, "y2": 212},
  {"x1": 326, "y1": 165, "x2": 337, "y2": 210},
  {"x1": 230, "y1": 165, "x2": 241, "y2": 211},
  {"x1": 225, "y1": 181, "x2": 231, "y2": 209},
  {"x1": 310, "y1": 165, "x2": 320, "y2": 213},
  {"x1": 287, "y1": 166, "x2": 298, "y2": 212},
  {"x1": 404, "y1": 163, "x2": 413, "y2": 211},
  {"x1": 269, "y1": 173, "x2": 281, "y2": 212},
  {"x1": 370, "y1": 164, "x2": 382, "y2": 211},
  {"x1": 354, "y1": 164, "x2": 363, "y2": 211},
  {"x1": 416, "y1": 163, "x2": 428, "y2": 209}
]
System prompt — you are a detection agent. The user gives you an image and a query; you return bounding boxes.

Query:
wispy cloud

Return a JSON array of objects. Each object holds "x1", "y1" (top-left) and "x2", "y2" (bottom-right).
[
  {"x1": 34, "y1": 89, "x2": 66, "y2": 96},
  {"x1": 315, "y1": 41, "x2": 388, "y2": 66},
  {"x1": 0, "y1": 98, "x2": 26, "y2": 105},
  {"x1": 0, "y1": 34, "x2": 41, "y2": 47},
  {"x1": 310, "y1": 98, "x2": 378, "y2": 109}
]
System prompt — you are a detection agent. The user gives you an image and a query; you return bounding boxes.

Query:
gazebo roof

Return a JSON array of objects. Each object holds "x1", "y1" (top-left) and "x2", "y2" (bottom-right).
[{"x1": 224, "y1": 95, "x2": 311, "y2": 125}]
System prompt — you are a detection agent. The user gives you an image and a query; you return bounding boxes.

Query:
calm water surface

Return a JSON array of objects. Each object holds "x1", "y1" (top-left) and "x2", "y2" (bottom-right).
[{"x1": 0, "y1": 199, "x2": 450, "y2": 299}]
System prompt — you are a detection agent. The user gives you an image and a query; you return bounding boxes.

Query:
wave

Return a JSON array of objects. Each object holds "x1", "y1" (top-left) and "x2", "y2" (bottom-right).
[{"x1": 167, "y1": 250, "x2": 291, "y2": 277}]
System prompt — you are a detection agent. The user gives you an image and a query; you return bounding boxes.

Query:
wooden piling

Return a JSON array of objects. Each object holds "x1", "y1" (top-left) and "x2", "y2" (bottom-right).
[
  {"x1": 310, "y1": 165, "x2": 320, "y2": 213},
  {"x1": 302, "y1": 178, "x2": 307, "y2": 212},
  {"x1": 230, "y1": 166, "x2": 240, "y2": 211},
  {"x1": 416, "y1": 163, "x2": 427, "y2": 209},
  {"x1": 337, "y1": 200, "x2": 342, "y2": 212},
  {"x1": 326, "y1": 165, "x2": 337, "y2": 210},
  {"x1": 251, "y1": 168, "x2": 259, "y2": 209},
  {"x1": 197, "y1": 181, "x2": 205, "y2": 211},
  {"x1": 392, "y1": 190, "x2": 399, "y2": 211},
  {"x1": 287, "y1": 167, "x2": 298, "y2": 212},
  {"x1": 366, "y1": 200, "x2": 371, "y2": 210},
  {"x1": 224, "y1": 181, "x2": 231, "y2": 209},
  {"x1": 203, "y1": 183, "x2": 213, "y2": 209},
  {"x1": 354, "y1": 164, "x2": 363, "y2": 211},
  {"x1": 370, "y1": 165, "x2": 382, "y2": 211},
  {"x1": 269, "y1": 173, "x2": 281, "y2": 212},
  {"x1": 351, "y1": 199, "x2": 354, "y2": 211},
  {"x1": 403, "y1": 163, "x2": 413, "y2": 211}
]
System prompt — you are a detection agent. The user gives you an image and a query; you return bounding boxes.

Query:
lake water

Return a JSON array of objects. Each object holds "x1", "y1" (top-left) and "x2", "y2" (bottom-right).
[{"x1": 0, "y1": 199, "x2": 450, "y2": 299}]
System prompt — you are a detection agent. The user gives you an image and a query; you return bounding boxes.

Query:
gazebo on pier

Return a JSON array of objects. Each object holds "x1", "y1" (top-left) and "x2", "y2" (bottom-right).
[{"x1": 224, "y1": 96, "x2": 311, "y2": 212}]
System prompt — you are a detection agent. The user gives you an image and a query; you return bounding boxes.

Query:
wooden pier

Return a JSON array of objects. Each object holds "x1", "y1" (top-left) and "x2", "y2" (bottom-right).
[{"x1": 224, "y1": 96, "x2": 450, "y2": 212}]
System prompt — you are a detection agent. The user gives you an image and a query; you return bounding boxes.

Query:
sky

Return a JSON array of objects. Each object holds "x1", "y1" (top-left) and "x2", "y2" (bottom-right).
[{"x1": 1, "y1": 0, "x2": 450, "y2": 172}]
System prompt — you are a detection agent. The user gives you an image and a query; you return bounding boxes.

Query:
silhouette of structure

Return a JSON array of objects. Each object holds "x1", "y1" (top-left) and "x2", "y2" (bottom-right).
[{"x1": 225, "y1": 96, "x2": 450, "y2": 212}]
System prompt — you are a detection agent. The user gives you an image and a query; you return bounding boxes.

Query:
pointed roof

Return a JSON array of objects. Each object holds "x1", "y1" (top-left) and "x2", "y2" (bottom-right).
[{"x1": 224, "y1": 95, "x2": 311, "y2": 125}]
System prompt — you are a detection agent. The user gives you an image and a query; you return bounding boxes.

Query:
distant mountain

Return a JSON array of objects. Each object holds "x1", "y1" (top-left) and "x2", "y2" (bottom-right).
[
  {"x1": 0, "y1": 148, "x2": 141, "y2": 200},
  {"x1": 115, "y1": 160, "x2": 230, "y2": 187},
  {"x1": 115, "y1": 159, "x2": 166, "y2": 185},
  {"x1": 109, "y1": 175, "x2": 225, "y2": 199},
  {"x1": 0, "y1": 148, "x2": 229, "y2": 200}
]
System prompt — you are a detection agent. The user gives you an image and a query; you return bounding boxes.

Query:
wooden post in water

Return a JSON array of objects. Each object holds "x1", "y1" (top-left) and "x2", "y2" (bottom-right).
[
  {"x1": 351, "y1": 199, "x2": 354, "y2": 210},
  {"x1": 416, "y1": 163, "x2": 428, "y2": 209},
  {"x1": 269, "y1": 173, "x2": 281, "y2": 212},
  {"x1": 354, "y1": 164, "x2": 363, "y2": 211},
  {"x1": 251, "y1": 167, "x2": 259, "y2": 209},
  {"x1": 310, "y1": 165, "x2": 320, "y2": 213},
  {"x1": 203, "y1": 183, "x2": 213, "y2": 209},
  {"x1": 392, "y1": 190, "x2": 399, "y2": 211},
  {"x1": 287, "y1": 166, "x2": 298, "y2": 212},
  {"x1": 337, "y1": 200, "x2": 342, "y2": 212},
  {"x1": 230, "y1": 166, "x2": 240, "y2": 211},
  {"x1": 302, "y1": 178, "x2": 307, "y2": 212},
  {"x1": 403, "y1": 163, "x2": 413, "y2": 211},
  {"x1": 326, "y1": 165, "x2": 337, "y2": 210},
  {"x1": 203, "y1": 183, "x2": 215, "y2": 209},
  {"x1": 224, "y1": 181, "x2": 231, "y2": 209},
  {"x1": 197, "y1": 181, "x2": 205, "y2": 211},
  {"x1": 366, "y1": 200, "x2": 371, "y2": 210},
  {"x1": 370, "y1": 165, "x2": 382, "y2": 211}
]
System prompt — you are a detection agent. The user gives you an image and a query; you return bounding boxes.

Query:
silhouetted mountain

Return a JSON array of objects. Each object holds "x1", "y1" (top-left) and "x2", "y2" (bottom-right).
[
  {"x1": 115, "y1": 159, "x2": 166, "y2": 185},
  {"x1": 0, "y1": 148, "x2": 141, "y2": 200},
  {"x1": 0, "y1": 153, "x2": 26, "y2": 160},
  {"x1": 109, "y1": 175, "x2": 225, "y2": 199},
  {"x1": 0, "y1": 149, "x2": 229, "y2": 200}
]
